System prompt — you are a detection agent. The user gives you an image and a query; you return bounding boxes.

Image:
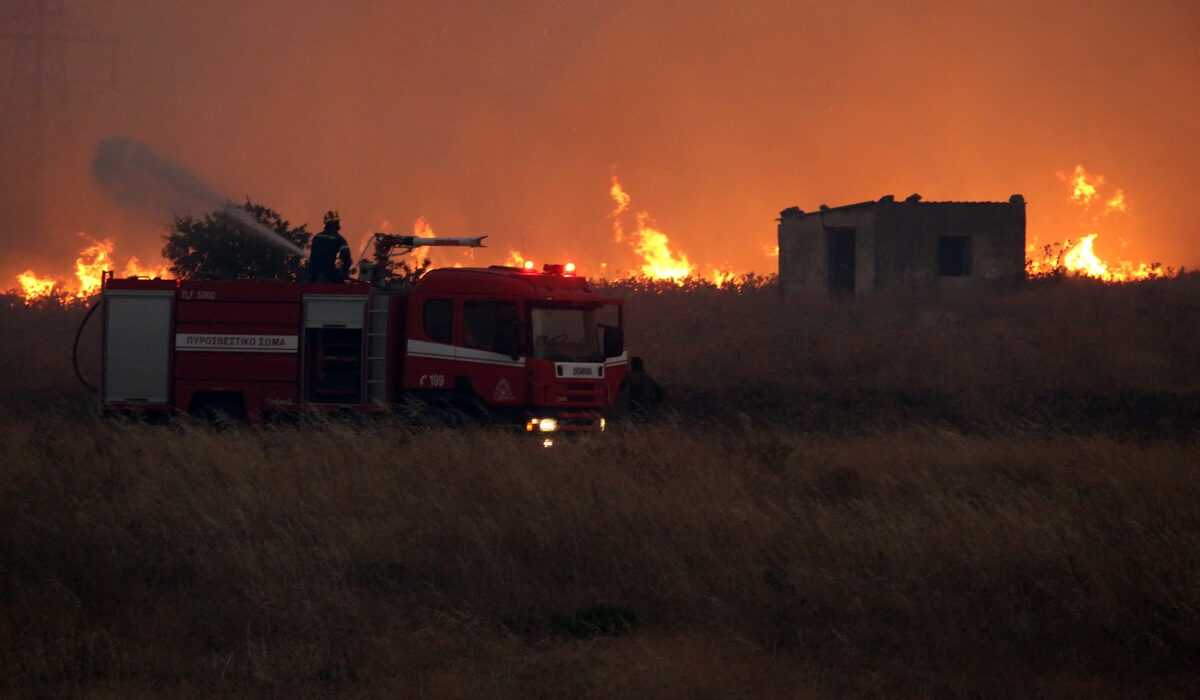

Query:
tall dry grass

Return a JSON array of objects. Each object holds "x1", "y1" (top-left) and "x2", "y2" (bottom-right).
[
  {"x1": 3, "y1": 273, "x2": 1199, "y2": 431},
  {"x1": 0, "y1": 294, "x2": 99, "y2": 409},
  {"x1": 1, "y1": 277, "x2": 1198, "y2": 696},
  {"x1": 1, "y1": 412, "x2": 1198, "y2": 697},
  {"x1": 603, "y1": 273, "x2": 1200, "y2": 434}
]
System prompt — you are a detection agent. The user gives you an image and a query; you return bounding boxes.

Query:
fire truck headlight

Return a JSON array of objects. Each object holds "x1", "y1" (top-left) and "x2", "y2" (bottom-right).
[
  {"x1": 526, "y1": 417, "x2": 558, "y2": 433},
  {"x1": 600, "y1": 417, "x2": 606, "y2": 432}
]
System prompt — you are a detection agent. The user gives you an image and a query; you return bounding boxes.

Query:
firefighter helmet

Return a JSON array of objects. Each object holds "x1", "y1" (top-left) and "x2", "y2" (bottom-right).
[{"x1": 323, "y1": 210, "x2": 340, "y2": 226}]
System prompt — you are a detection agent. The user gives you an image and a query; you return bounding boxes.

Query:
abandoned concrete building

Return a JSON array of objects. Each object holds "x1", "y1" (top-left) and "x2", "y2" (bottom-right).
[{"x1": 777, "y1": 194, "x2": 1026, "y2": 296}]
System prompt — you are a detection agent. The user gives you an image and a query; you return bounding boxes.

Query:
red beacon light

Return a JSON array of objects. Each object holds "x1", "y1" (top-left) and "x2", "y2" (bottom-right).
[
  {"x1": 543, "y1": 263, "x2": 575, "y2": 276},
  {"x1": 522, "y1": 260, "x2": 535, "y2": 271}
]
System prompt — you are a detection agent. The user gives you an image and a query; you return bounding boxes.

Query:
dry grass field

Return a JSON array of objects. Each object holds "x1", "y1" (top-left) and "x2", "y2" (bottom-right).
[{"x1": 1, "y1": 275, "x2": 1198, "y2": 698}]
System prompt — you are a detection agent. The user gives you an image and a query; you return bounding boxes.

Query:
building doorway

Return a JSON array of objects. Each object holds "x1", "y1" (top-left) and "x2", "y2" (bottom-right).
[{"x1": 827, "y1": 228, "x2": 856, "y2": 295}]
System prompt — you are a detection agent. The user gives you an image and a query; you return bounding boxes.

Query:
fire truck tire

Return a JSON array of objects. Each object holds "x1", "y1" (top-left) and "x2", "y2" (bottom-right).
[
  {"x1": 191, "y1": 397, "x2": 248, "y2": 426},
  {"x1": 455, "y1": 395, "x2": 491, "y2": 421},
  {"x1": 417, "y1": 392, "x2": 490, "y2": 426}
]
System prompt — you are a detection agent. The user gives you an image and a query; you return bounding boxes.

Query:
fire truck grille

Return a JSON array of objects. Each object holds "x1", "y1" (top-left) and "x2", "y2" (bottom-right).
[{"x1": 553, "y1": 381, "x2": 605, "y2": 405}]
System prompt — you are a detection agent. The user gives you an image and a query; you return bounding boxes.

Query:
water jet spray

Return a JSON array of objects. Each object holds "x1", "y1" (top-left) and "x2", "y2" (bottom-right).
[{"x1": 92, "y1": 137, "x2": 307, "y2": 257}]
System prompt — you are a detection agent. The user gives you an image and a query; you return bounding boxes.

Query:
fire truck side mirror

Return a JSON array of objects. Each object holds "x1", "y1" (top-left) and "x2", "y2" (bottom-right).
[{"x1": 602, "y1": 325, "x2": 624, "y2": 358}]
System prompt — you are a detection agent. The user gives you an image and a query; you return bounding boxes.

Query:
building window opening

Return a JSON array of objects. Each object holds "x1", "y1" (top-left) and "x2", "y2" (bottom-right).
[{"x1": 937, "y1": 235, "x2": 972, "y2": 276}]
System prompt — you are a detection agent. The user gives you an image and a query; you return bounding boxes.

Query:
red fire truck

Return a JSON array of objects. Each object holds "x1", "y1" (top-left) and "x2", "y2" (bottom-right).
[{"x1": 99, "y1": 235, "x2": 628, "y2": 434}]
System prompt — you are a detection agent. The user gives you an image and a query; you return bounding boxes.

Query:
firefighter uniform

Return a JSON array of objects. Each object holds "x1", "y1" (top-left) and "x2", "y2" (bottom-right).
[
  {"x1": 624, "y1": 355, "x2": 665, "y2": 416},
  {"x1": 308, "y1": 211, "x2": 352, "y2": 283}
]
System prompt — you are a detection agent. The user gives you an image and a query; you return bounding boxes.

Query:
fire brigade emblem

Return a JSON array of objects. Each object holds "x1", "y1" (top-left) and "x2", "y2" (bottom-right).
[{"x1": 493, "y1": 378, "x2": 515, "y2": 402}]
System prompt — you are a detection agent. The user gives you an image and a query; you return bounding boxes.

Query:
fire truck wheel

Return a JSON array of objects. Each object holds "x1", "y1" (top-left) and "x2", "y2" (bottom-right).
[{"x1": 194, "y1": 399, "x2": 248, "y2": 427}]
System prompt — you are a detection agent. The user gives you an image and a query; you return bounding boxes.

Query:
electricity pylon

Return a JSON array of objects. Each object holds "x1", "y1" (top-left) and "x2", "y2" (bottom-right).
[{"x1": 1, "y1": 0, "x2": 115, "y2": 231}]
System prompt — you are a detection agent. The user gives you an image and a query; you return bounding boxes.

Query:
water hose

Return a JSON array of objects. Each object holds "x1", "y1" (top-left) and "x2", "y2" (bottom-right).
[{"x1": 73, "y1": 296, "x2": 103, "y2": 393}]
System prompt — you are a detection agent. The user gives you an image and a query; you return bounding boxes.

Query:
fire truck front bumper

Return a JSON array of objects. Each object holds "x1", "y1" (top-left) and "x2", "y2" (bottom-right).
[{"x1": 525, "y1": 411, "x2": 607, "y2": 435}]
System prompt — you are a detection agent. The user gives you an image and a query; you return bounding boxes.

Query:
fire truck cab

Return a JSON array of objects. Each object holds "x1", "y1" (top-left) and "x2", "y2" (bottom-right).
[{"x1": 100, "y1": 264, "x2": 628, "y2": 433}]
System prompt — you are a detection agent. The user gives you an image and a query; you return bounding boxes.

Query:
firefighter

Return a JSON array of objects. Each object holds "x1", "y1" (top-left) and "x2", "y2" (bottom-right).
[
  {"x1": 308, "y1": 210, "x2": 352, "y2": 283},
  {"x1": 623, "y1": 355, "x2": 664, "y2": 416}
]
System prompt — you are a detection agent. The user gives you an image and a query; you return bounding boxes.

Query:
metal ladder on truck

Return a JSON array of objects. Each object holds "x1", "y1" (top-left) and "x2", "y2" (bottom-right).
[
  {"x1": 364, "y1": 292, "x2": 390, "y2": 404},
  {"x1": 356, "y1": 232, "x2": 485, "y2": 405}
]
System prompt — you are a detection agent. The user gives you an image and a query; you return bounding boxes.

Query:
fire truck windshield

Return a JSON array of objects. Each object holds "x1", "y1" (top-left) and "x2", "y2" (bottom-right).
[{"x1": 530, "y1": 307, "x2": 603, "y2": 362}]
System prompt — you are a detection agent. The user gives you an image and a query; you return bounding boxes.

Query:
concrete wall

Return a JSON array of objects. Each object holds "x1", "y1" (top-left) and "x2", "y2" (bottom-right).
[
  {"x1": 777, "y1": 202, "x2": 875, "y2": 297},
  {"x1": 778, "y1": 196, "x2": 1025, "y2": 296}
]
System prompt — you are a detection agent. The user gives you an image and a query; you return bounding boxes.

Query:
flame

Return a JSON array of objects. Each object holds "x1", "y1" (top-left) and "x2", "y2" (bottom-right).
[
  {"x1": 394, "y1": 174, "x2": 770, "y2": 284},
  {"x1": 12, "y1": 234, "x2": 170, "y2": 303},
  {"x1": 607, "y1": 175, "x2": 763, "y2": 284},
  {"x1": 74, "y1": 237, "x2": 114, "y2": 296},
  {"x1": 1058, "y1": 164, "x2": 1130, "y2": 220},
  {"x1": 710, "y1": 269, "x2": 736, "y2": 287},
  {"x1": 1061, "y1": 234, "x2": 1109, "y2": 278},
  {"x1": 1028, "y1": 166, "x2": 1164, "y2": 282},
  {"x1": 408, "y1": 215, "x2": 473, "y2": 268},
  {"x1": 1105, "y1": 190, "x2": 1127, "y2": 214},
  {"x1": 609, "y1": 176, "x2": 695, "y2": 282},
  {"x1": 1062, "y1": 164, "x2": 1103, "y2": 206},
  {"x1": 17, "y1": 270, "x2": 58, "y2": 299},
  {"x1": 413, "y1": 216, "x2": 435, "y2": 237},
  {"x1": 503, "y1": 249, "x2": 530, "y2": 268},
  {"x1": 610, "y1": 176, "x2": 631, "y2": 244},
  {"x1": 630, "y1": 213, "x2": 694, "y2": 280},
  {"x1": 1027, "y1": 235, "x2": 1164, "y2": 281},
  {"x1": 123, "y1": 257, "x2": 163, "y2": 278}
]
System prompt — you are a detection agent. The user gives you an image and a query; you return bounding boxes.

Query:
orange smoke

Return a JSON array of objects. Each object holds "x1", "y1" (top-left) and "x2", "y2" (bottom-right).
[
  {"x1": 14, "y1": 235, "x2": 169, "y2": 302},
  {"x1": 1028, "y1": 166, "x2": 1164, "y2": 282}
]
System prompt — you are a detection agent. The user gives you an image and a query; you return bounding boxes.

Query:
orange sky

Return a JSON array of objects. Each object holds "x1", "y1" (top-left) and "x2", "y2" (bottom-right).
[{"x1": 2, "y1": 0, "x2": 1198, "y2": 283}]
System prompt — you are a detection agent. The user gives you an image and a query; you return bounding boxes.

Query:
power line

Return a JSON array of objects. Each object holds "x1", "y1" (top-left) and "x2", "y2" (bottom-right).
[{"x1": 0, "y1": 0, "x2": 117, "y2": 234}]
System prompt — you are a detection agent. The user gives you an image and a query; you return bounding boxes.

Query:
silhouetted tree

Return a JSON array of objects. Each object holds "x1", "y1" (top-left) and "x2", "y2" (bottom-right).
[
  {"x1": 163, "y1": 200, "x2": 311, "y2": 281},
  {"x1": 383, "y1": 255, "x2": 433, "y2": 285}
]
